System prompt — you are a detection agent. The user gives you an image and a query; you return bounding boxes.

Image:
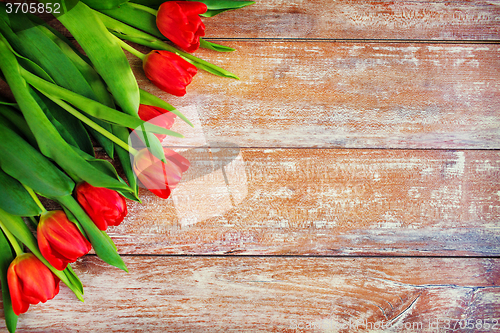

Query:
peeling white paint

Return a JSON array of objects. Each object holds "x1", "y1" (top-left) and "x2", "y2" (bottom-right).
[
  {"x1": 444, "y1": 152, "x2": 465, "y2": 178},
  {"x1": 476, "y1": 160, "x2": 498, "y2": 173}
]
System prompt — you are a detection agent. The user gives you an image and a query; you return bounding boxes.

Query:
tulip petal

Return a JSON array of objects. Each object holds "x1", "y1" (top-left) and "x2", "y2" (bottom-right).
[
  {"x1": 7, "y1": 254, "x2": 60, "y2": 315},
  {"x1": 157, "y1": 1, "x2": 207, "y2": 53},
  {"x1": 38, "y1": 234, "x2": 67, "y2": 271},
  {"x1": 6, "y1": 267, "x2": 29, "y2": 315},
  {"x1": 75, "y1": 182, "x2": 128, "y2": 231},
  {"x1": 164, "y1": 148, "x2": 191, "y2": 173},
  {"x1": 38, "y1": 211, "x2": 92, "y2": 270},
  {"x1": 143, "y1": 50, "x2": 197, "y2": 97},
  {"x1": 133, "y1": 148, "x2": 190, "y2": 199},
  {"x1": 138, "y1": 104, "x2": 177, "y2": 142}
]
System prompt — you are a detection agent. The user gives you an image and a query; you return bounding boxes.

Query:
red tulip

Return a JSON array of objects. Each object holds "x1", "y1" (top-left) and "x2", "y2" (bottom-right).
[
  {"x1": 37, "y1": 210, "x2": 92, "y2": 271},
  {"x1": 133, "y1": 148, "x2": 190, "y2": 199},
  {"x1": 143, "y1": 50, "x2": 197, "y2": 96},
  {"x1": 138, "y1": 104, "x2": 177, "y2": 142},
  {"x1": 75, "y1": 182, "x2": 128, "y2": 231},
  {"x1": 156, "y1": 1, "x2": 207, "y2": 53},
  {"x1": 7, "y1": 253, "x2": 60, "y2": 315}
]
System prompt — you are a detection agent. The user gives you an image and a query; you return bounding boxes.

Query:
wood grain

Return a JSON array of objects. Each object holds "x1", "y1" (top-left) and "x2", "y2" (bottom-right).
[
  {"x1": 1, "y1": 1, "x2": 500, "y2": 330},
  {"x1": 104, "y1": 148, "x2": 500, "y2": 256},
  {"x1": 205, "y1": 0, "x2": 500, "y2": 41},
  {"x1": 132, "y1": 41, "x2": 500, "y2": 149},
  {"x1": 1, "y1": 256, "x2": 498, "y2": 332},
  {"x1": 48, "y1": 1, "x2": 500, "y2": 41}
]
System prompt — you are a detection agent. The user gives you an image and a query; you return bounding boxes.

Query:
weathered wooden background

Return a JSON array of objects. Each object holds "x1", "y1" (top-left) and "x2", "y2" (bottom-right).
[{"x1": 1, "y1": 0, "x2": 500, "y2": 332}]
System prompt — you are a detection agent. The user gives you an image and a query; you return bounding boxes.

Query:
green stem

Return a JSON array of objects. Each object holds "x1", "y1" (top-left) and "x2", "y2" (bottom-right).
[
  {"x1": 22, "y1": 185, "x2": 47, "y2": 213},
  {"x1": 46, "y1": 95, "x2": 139, "y2": 156},
  {"x1": 139, "y1": 124, "x2": 150, "y2": 148},
  {"x1": 111, "y1": 31, "x2": 240, "y2": 80},
  {"x1": 94, "y1": 11, "x2": 239, "y2": 79},
  {"x1": 0, "y1": 220, "x2": 23, "y2": 256},
  {"x1": 17, "y1": 44, "x2": 183, "y2": 140},
  {"x1": 127, "y1": 2, "x2": 159, "y2": 16},
  {"x1": 27, "y1": 216, "x2": 38, "y2": 228},
  {"x1": 0, "y1": 100, "x2": 17, "y2": 107},
  {"x1": 113, "y1": 35, "x2": 146, "y2": 60}
]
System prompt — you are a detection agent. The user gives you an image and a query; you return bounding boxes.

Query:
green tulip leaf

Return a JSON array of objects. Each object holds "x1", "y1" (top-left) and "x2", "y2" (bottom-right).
[
  {"x1": 73, "y1": 148, "x2": 120, "y2": 179},
  {"x1": 26, "y1": 18, "x2": 120, "y2": 165},
  {"x1": 63, "y1": 265, "x2": 84, "y2": 296},
  {"x1": 193, "y1": 0, "x2": 255, "y2": 11},
  {"x1": 0, "y1": 119, "x2": 74, "y2": 198},
  {"x1": 62, "y1": 206, "x2": 88, "y2": 240},
  {"x1": 48, "y1": 1, "x2": 139, "y2": 116},
  {"x1": 115, "y1": 183, "x2": 141, "y2": 202},
  {"x1": 21, "y1": 69, "x2": 184, "y2": 138},
  {"x1": 200, "y1": 9, "x2": 226, "y2": 17},
  {"x1": 0, "y1": 229, "x2": 18, "y2": 333},
  {"x1": 0, "y1": 167, "x2": 43, "y2": 217},
  {"x1": 139, "y1": 89, "x2": 193, "y2": 127},
  {"x1": 200, "y1": 38, "x2": 235, "y2": 52},
  {"x1": 0, "y1": 20, "x2": 96, "y2": 154},
  {"x1": 0, "y1": 39, "x2": 134, "y2": 195},
  {"x1": 5, "y1": 12, "x2": 117, "y2": 158},
  {"x1": 112, "y1": 125, "x2": 140, "y2": 201},
  {"x1": 7, "y1": 13, "x2": 95, "y2": 99},
  {"x1": 0, "y1": 14, "x2": 55, "y2": 83},
  {"x1": 101, "y1": 230, "x2": 118, "y2": 252},
  {"x1": 73, "y1": 147, "x2": 140, "y2": 202},
  {"x1": 0, "y1": 100, "x2": 16, "y2": 107},
  {"x1": 133, "y1": 126, "x2": 166, "y2": 163},
  {"x1": 35, "y1": 92, "x2": 95, "y2": 156},
  {"x1": 0, "y1": 105, "x2": 37, "y2": 147},
  {"x1": 33, "y1": 24, "x2": 115, "y2": 108},
  {"x1": 180, "y1": 53, "x2": 239, "y2": 79},
  {"x1": 31, "y1": 23, "x2": 120, "y2": 158},
  {"x1": 31, "y1": 90, "x2": 83, "y2": 150},
  {"x1": 101, "y1": 2, "x2": 163, "y2": 39},
  {"x1": 25, "y1": 13, "x2": 83, "y2": 58},
  {"x1": 200, "y1": 4, "x2": 255, "y2": 17},
  {"x1": 81, "y1": 0, "x2": 130, "y2": 10}
]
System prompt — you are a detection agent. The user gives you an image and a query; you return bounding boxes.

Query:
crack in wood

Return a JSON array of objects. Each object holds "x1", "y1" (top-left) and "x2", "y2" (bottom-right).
[{"x1": 388, "y1": 292, "x2": 423, "y2": 324}]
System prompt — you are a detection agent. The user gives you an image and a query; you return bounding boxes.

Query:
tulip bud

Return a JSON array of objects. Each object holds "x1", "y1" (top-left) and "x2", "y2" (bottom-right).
[
  {"x1": 7, "y1": 253, "x2": 60, "y2": 315},
  {"x1": 156, "y1": 1, "x2": 207, "y2": 53},
  {"x1": 138, "y1": 104, "x2": 177, "y2": 142},
  {"x1": 37, "y1": 210, "x2": 92, "y2": 271},
  {"x1": 75, "y1": 182, "x2": 128, "y2": 231},
  {"x1": 143, "y1": 50, "x2": 197, "y2": 96},
  {"x1": 133, "y1": 148, "x2": 190, "y2": 199}
]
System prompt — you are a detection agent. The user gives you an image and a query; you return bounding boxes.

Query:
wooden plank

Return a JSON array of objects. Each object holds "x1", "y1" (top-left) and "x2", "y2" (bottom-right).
[
  {"x1": 1, "y1": 1, "x2": 497, "y2": 331},
  {"x1": 206, "y1": 0, "x2": 500, "y2": 41},
  {"x1": 2, "y1": 256, "x2": 499, "y2": 332},
  {"x1": 104, "y1": 149, "x2": 500, "y2": 256},
  {"x1": 47, "y1": 1, "x2": 500, "y2": 41},
  {"x1": 133, "y1": 41, "x2": 500, "y2": 149}
]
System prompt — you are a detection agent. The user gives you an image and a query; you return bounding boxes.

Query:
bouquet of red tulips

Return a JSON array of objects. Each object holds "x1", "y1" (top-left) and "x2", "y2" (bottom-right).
[{"x1": 0, "y1": 0, "x2": 253, "y2": 331}]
